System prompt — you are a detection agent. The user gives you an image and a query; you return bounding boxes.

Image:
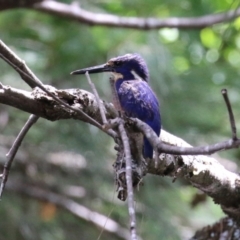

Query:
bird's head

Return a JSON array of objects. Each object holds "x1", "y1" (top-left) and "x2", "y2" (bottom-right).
[{"x1": 71, "y1": 53, "x2": 149, "y2": 82}]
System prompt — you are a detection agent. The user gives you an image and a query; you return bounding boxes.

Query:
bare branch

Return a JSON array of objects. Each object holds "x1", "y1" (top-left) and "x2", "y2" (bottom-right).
[
  {"x1": 118, "y1": 121, "x2": 137, "y2": 240},
  {"x1": 2, "y1": 82, "x2": 240, "y2": 219},
  {"x1": 109, "y1": 77, "x2": 122, "y2": 115},
  {"x1": 0, "y1": 41, "x2": 42, "y2": 88},
  {"x1": 131, "y1": 118, "x2": 240, "y2": 155},
  {"x1": 33, "y1": 1, "x2": 240, "y2": 30},
  {"x1": 0, "y1": 0, "x2": 42, "y2": 10},
  {"x1": 2, "y1": 77, "x2": 240, "y2": 158},
  {"x1": 85, "y1": 72, "x2": 118, "y2": 139},
  {"x1": 85, "y1": 72, "x2": 108, "y2": 125},
  {"x1": 0, "y1": 114, "x2": 38, "y2": 197},
  {"x1": 2, "y1": 82, "x2": 240, "y2": 156},
  {"x1": 0, "y1": 40, "x2": 108, "y2": 133},
  {"x1": 190, "y1": 217, "x2": 238, "y2": 240},
  {"x1": 0, "y1": 83, "x2": 117, "y2": 123},
  {"x1": 147, "y1": 130, "x2": 240, "y2": 220}
]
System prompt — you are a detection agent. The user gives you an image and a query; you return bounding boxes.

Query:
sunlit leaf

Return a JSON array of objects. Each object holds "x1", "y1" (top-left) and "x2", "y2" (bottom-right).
[{"x1": 200, "y1": 28, "x2": 222, "y2": 48}]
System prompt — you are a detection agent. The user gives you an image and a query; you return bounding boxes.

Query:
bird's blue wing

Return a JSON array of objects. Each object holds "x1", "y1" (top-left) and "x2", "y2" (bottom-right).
[
  {"x1": 118, "y1": 80, "x2": 160, "y2": 133},
  {"x1": 118, "y1": 80, "x2": 161, "y2": 158}
]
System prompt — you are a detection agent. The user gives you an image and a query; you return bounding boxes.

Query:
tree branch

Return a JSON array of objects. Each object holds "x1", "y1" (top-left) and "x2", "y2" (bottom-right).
[
  {"x1": 33, "y1": 1, "x2": 240, "y2": 30},
  {"x1": 0, "y1": 114, "x2": 38, "y2": 197},
  {"x1": 190, "y1": 217, "x2": 239, "y2": 240},
  {"x1": 0, "y1": 0, "x2": 42, "y2": 10},
  {"x1": 0, "y1": 40, "x2": 42, "y2": 88},
  {"x1": 85, "y1": 72, "x2": 108, "y2": 125},
  {"x1": 0, "y1": 39, "x2": 112, "y2": 134},
  {"x1": 0, "y1": 83, "x2": 116, "y2": 122},
  {"x1": 147, "y1": 130, "x2": 240, "y2": 220},
  {"x1": 2, "y1": 82, "x2": 240, "y2": 156},
  {"x1": 131, "y1": 117, "x2": 240, "y2": 156},
  {"x1": 118, "y1": 121, "x2": 137, "y2": 240},
  {"x1": 2, "y1": 82, "x2": 240, "y2": 220}
]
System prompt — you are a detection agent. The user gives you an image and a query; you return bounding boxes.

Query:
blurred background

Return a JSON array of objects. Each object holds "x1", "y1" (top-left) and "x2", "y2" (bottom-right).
[{"x1": 1, "y1": 0, "x2": 240, "y2": 239}]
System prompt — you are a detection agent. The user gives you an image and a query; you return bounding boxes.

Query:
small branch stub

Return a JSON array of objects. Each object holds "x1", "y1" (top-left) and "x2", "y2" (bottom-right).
[{"x1": 221, "y1": 88, "x2": 238, "y2": 141}]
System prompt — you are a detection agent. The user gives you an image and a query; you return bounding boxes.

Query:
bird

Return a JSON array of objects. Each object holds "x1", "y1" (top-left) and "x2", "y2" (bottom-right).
[{"x1": 71, "y1": 53, "x2": 161, "y2": 160}]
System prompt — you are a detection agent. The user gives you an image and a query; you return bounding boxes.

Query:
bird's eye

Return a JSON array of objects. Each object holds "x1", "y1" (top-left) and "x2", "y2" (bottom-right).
[{"x1": 114, "y1": 61, "x2": 122, "y2": 66}]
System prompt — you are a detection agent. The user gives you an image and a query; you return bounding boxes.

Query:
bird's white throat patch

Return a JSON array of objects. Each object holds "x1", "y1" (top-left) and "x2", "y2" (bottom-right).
[
  {"x1": 112, "y1": 72, "x2": 123, "y2": 81},
  {"x1": 111, "y1": 71, "x2": 143, "y2": 81}
]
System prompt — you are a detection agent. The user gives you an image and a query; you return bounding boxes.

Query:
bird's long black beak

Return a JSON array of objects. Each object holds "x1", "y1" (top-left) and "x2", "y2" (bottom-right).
[{"x1": 71, "y1": 64, "x2": 112, "y2": 75}]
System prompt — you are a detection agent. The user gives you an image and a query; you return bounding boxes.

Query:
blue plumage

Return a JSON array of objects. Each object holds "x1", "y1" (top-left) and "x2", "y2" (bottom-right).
[
  {"x1": 71, "y1": 53, "x2": 161, "y2": 159},
  {"x1": 117, "y1": 80, "x2": 160, "y2": 158}
]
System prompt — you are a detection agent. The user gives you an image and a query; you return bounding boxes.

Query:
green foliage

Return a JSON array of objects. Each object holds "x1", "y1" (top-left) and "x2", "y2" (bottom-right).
[{"x1": 0, "y1": 0, "x2": 239, "y2": 239}]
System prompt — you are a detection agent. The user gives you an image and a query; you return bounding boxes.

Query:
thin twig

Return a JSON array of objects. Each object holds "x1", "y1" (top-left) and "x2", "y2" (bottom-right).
[
  {"x1": 109, "y1": 77, "x2": 122, "y2": 115},
  {"x1": 0, "y1": 40, "x2": 42, "y2": 88},
  {"x1": 118, "y1": 121, "x2": 137, "y2": 240},
  {"x1": 0, "y1": 114, "x2": 39, "y2": 197},
  {"x1": 221, "y1": 89, "x2": 237, "y2": 140},
  {"x1": 109, "y1": 76, "x2": 137, "y2": 230},
  {"x1": 131, "y1": 118, "x2": 240, "y2": 156},
  {"x1": 85, "y1": 71, "x2": 118, "y2": 139},
  {"x1": 85, "y1": 71, "x2": 108, "y2": 124}
]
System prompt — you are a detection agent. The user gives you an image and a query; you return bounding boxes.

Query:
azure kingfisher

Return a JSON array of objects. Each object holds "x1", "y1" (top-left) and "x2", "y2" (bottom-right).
[{"x1": 71, "y1": 53, "x2": 161, "y2": 160}]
